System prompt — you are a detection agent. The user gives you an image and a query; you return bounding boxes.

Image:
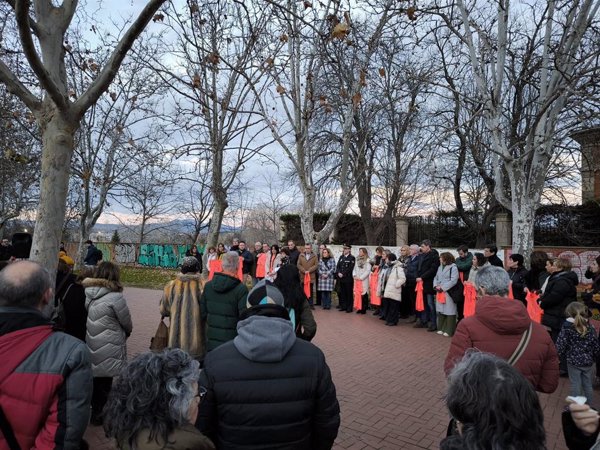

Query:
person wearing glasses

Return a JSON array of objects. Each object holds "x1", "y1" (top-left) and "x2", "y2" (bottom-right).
[{"x1": 103, "y1": 348, "x2": 214, "y2": 450}]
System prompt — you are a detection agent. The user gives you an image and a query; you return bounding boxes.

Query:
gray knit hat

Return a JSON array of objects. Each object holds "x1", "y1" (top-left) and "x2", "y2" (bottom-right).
[{"x1": 181, "y1": 256, "x2": 200, "y2": 274}]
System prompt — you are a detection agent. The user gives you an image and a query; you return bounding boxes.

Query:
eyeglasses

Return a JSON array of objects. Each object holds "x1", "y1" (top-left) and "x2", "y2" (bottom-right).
[{"x1": 194, "y1": 386, "x2": 207, "y2": 402}]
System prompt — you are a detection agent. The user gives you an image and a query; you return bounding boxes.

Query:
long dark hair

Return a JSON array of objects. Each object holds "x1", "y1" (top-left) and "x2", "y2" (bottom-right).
[
  {"x1": 442, "y1": 351, "x2": 545, "y2": 450},
  {"x1": 273, "y1": 264, "x2": 305, "y2": 328}
]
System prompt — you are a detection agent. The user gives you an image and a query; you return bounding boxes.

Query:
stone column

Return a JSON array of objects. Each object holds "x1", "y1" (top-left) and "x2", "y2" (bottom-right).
[
  {"x1": 395, "y1": 217, "x2": 409, "y2": 246},
  {"x1": 572, "y1": 127, "x2": 600, "y2": 203},
  {"x1": 495, "y1": 213, "x2": 512, "y2": 248}
]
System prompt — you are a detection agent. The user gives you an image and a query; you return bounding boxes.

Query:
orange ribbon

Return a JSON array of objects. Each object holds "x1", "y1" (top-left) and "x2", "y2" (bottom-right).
[
  {"x1": 436, "y1": 291, "x2": 446, "y2": 304},
  {"x1": 526, "y1": 289, "x2": 543, "y2": 323},
  {"x1": 237, "y1": 256, "x2": 244, "y2": 281},
  {"x1": 208, "y1": 259, "x2": 223, "y2": 281},
  {"x1": 459, "y1": 272, "x2": 464, "y2": 282},
  {"x1": 369, "y1": 267, "x2": 381, "y2": 306},
  {"x1": 256, "y1": 253, "x2": 267, "y2": 278},
  {"x1": 353, "y1": 279, "x2": 363, "y2": 310},
  {"x1": 303, "y1": 272, "x2": 311, "y2": 298},
  {"x1": 415, "y1": 280, "x2": 424, "y2": 312},
  {"x1": 508, "y1": 281, "x2": 514, "y2": 300},
  {"x1": 463, "y1": 283, "x2": 477, "y2": 317}
]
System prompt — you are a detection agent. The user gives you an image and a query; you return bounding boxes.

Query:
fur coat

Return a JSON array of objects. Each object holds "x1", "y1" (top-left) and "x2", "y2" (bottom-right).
[{"x1": 160, "y1": 273, "x2": 206, "y2": 359}]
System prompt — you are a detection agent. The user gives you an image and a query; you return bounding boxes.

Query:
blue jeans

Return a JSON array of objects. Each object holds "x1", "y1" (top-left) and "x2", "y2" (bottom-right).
[
  {"x1": 321, "y1": 291, "x2": 332, "y2": 309},
  {"x1": 426, "y1": 294, "x2": 436, "y2": 328},
  {"x1": 568, "y1": 363, "x2": 594, "y2": 403}
]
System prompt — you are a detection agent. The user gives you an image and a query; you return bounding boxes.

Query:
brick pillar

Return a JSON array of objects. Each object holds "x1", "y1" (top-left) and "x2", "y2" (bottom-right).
[
  {"x1": 495, "y1": 213, "x2": 512, "y2": 248},
  {"x1": 572, "y1": 127, "x2": 600, "y2": 203},
  {"x1": 395, "y1": 217, "x2": 409, "y2": 246}
]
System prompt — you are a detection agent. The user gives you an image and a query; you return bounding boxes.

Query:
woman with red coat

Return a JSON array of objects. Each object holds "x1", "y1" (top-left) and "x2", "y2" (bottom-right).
[{"x1": 444, "y1": 265, "x2": 559, "y2": 394}]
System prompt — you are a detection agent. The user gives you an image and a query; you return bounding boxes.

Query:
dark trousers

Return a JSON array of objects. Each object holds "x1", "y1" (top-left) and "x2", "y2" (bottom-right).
[
  {"x1": 400, "y1": 283, "x2": 415, "y2": 317},
  {"x1": 91, "y1": 377, "x2": 113, "y2": 418},
  {"x1": 359, "y1": 293, "x2": 368, "y2": 312},
  {"x1": 339, "y1": 282, "x2": 353, "y2": 311},
  {"x1": 316, "y1": 289, "x2": 322, "y2": 306},
  {"x1": 386, "y1": 299, "x2": 401, "y2": 325},
  {"x1": 380, "y1": 297, "x2": 390, "y2": 320}
]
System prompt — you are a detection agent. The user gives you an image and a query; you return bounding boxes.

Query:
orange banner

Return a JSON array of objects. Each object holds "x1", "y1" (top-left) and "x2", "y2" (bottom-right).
[
  {"x1": 526, "y1": 289, "x2": 543, "y2": 324},
  {"x1": 436, "y1": 291, "x2": 446, "y2": 304},
  {"x1": 369, "y1": 267, "x2": 381, "y2": 306},
  {"x1": 208, "y1": 259, "x2": 223, "y2": 281},
  {"x1": 303, "y1": 272, "x2": 311, "y2": 299},
  {"x1": 415, "y1": 280, "x2": 424, "y2": 312},
  {"x1": 508, "y1": 281, "x2": 514, "y2": 300},
  {"x1": 353, "y1": 279, "x2": 363, "y2": 311},
  {"x1": 463, "y1": 283, "x2": 477, "y2": 317}
]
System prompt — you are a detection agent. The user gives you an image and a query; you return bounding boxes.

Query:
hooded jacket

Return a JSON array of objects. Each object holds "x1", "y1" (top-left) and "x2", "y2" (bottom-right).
[
  {"x1": 0, "y1": 306, "x2": 92, "y2": 449},
  {"x1": 197, "y1": 314, "x2": 340, "y2": 450},
  {"x1": 200, "y1": 272, "x2": 248, "y2": 352},
  {"x1": 83, "y1": 278, "x2": 133, "y2": 377},
  {"x1": 383, "y1": 261, "x2": 406, "y2": 301},
  {"x1": 444, "y1": 295, "x2": 559, "y2": 393},
  {"x1": 539, "y1": 270, "x2": 579, "y2": 330}
]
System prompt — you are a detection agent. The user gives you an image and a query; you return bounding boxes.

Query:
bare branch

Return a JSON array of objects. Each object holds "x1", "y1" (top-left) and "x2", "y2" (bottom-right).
[
  {"x1": 0, "y1": 60, "x2": 40, "y2": 110},
  {"x1": 73, "y1": 0, "x2": 167, "y2": 118}
]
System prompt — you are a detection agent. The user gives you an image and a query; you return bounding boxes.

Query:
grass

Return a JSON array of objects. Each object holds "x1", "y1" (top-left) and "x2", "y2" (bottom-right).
[{"x1": 119, "y1": 266, "x2": 179, "y2": 290}]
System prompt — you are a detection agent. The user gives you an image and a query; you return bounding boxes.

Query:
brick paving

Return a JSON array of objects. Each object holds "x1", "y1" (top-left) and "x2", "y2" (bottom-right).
[{"x1": 85, "y1": 287, "x2": 570, "y2": 449}]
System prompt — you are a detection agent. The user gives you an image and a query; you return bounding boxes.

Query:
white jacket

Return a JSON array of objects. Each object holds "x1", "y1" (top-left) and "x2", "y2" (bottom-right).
[{"x1": 383, "y1": 261, "x2": 406, "y2": 301}]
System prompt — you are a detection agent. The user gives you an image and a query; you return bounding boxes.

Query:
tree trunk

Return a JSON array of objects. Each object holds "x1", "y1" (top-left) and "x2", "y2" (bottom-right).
[
  {"x1": 30, "y1": 112, "x2": 77, "y2": 316},
  {"x1": 509, "y1": 166, "x2": 537, "y2": 258},
  {"x1": 205, "y1": 191, "x2": 227, "y2": 254},
  {"x1": 299, "y1": 186, "x2": 316, "y2": 245}
]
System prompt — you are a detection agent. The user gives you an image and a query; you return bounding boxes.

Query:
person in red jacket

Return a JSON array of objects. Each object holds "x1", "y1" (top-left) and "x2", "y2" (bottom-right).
[
  {"x1": 444, "y1": 265, "x2": 559, "y2": 393},
  {"x1": 0, "y1": 261, "x2": 92, "y2": 449}
]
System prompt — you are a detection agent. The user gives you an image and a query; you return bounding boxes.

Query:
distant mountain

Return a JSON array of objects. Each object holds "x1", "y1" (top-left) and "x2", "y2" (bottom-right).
[{"x1": 93, "y1": 220, "x2": 239, "y2": 233}]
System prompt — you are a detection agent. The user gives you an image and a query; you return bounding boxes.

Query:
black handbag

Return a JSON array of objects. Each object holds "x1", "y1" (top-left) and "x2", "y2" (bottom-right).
[{"x1": 447, "y1": 267, "x2": 464, "y2": 304}]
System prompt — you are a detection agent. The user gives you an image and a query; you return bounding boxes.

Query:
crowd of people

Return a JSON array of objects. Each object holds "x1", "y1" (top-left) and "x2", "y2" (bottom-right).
[{"x1": 1, "y1": 236, "x2": 600, "y2": 449}]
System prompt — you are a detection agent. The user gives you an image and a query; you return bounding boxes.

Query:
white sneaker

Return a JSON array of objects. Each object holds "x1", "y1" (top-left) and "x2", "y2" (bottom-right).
[
  {"x1": 436, "y1": 330, "x2": 443, "y2": 335},
  {"x1": 443, "y1": 332, "x2": 450, "y2": 337}
]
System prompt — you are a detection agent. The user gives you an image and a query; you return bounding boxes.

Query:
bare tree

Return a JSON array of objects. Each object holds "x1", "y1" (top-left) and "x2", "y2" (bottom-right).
[
  {"x1": 250, "y1": 0, "x2": 402, "y2": 244},
  {"x1": 0, "y1": 85, "x2": 39, "y2": 235},
  {"x1": 437, "y1": 0, "x2": 600, "y2": 257},
  {"x1": 0, "y1": 0, "x2": 166, "y2": 279},
  {"x1": 179, "y1": 163, "x2": 214, "y2": 245},
  {"x1": 146, "y1": 0, "x2": 275, "y2": 249},
  {"x1": 116, "y1": 157, "x2": 176, "y2": 244}
]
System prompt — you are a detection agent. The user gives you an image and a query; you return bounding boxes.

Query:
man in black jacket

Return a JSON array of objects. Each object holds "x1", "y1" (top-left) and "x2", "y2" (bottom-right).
[
  {"x1": 287, "y1": 240, "x2": 300, "y2": 266},
  {"x1": 196, "y1": 280, "x2": 340, "y2": 449},
  {"x1": 336, "y1": 244, "x2": 356, "y2": 312},
  {"x1": 416, "y1": 240, "x2": 440, "y2": 331},
  {"x1": 484, "y1": 244, "x2": 504, "y2": 267}
]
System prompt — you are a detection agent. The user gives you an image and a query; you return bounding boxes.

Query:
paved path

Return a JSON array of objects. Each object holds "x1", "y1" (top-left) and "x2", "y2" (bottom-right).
[{"x1": 86, "y1": 287, "x2": 570, "y2": 449}]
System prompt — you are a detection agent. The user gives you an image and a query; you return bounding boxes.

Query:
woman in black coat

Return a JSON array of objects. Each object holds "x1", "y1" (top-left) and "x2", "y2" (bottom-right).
[{"x1": 507, "y1": 253, "x2": 528, "y2": 304}]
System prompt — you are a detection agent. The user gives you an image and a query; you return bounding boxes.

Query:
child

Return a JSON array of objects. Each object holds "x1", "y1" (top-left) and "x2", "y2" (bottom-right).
[{"x1": 556, "y1": 302, "x2": 600, "y2": 404}]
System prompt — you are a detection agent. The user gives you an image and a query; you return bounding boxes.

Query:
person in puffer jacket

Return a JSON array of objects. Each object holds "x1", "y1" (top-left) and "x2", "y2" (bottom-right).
[
  {"x1": 444, "y1": 265, "x2": 559, "y2": 393},
  {"x1": 83, "y1": 261, "x2": 132, "y2": 426},
  {"x1": 196, "y1": 280, "x2": 340, "y2": 449},
  {"x1": 0, "y1": 261, "x2": 92, "y2": 450}
]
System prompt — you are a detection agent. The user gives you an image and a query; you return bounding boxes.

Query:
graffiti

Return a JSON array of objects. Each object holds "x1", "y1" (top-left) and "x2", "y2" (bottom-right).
[
  {"x1": 137, "y1": 244, "x2": 190, "y2": 268},
  {"x1": 96, "y1": 243, "x2": 112, "y2": 264},
  {"x1": 114, "y1": 244, "x2": 136, "y2": 264}
]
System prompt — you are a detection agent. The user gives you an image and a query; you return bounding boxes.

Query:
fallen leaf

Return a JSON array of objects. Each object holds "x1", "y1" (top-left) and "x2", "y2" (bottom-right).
[
  {"x1": 205, "y1": 52, "x2": 220, "y2": 65},
  {"x1": 280, "y1": 34, "x2": 288, "y2": 43},
  {"x1": 276, "y1": 84, "x2": 286, "y2": 94}
]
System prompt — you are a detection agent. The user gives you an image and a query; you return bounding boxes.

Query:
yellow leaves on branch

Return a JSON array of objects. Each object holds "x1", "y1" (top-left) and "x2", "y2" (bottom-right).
[
  {"x1": 379, "y1": 67, "x2": 386, "y2": 77},
  {"x1": 276, "y1": 84, "x2": 286, "y2": 95},
  {"x1": 332, "y1": 22, "x2": 349, "y2": 40},
  {"x1": 192, "y1": 73, "x2": 201, "y2": 88},
  {"x1": 407, "y1": 7, "x2": 417, "y2": 21},
  {"x1": 352, "y1": 92, "x2": 362, "y2": 107}
]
